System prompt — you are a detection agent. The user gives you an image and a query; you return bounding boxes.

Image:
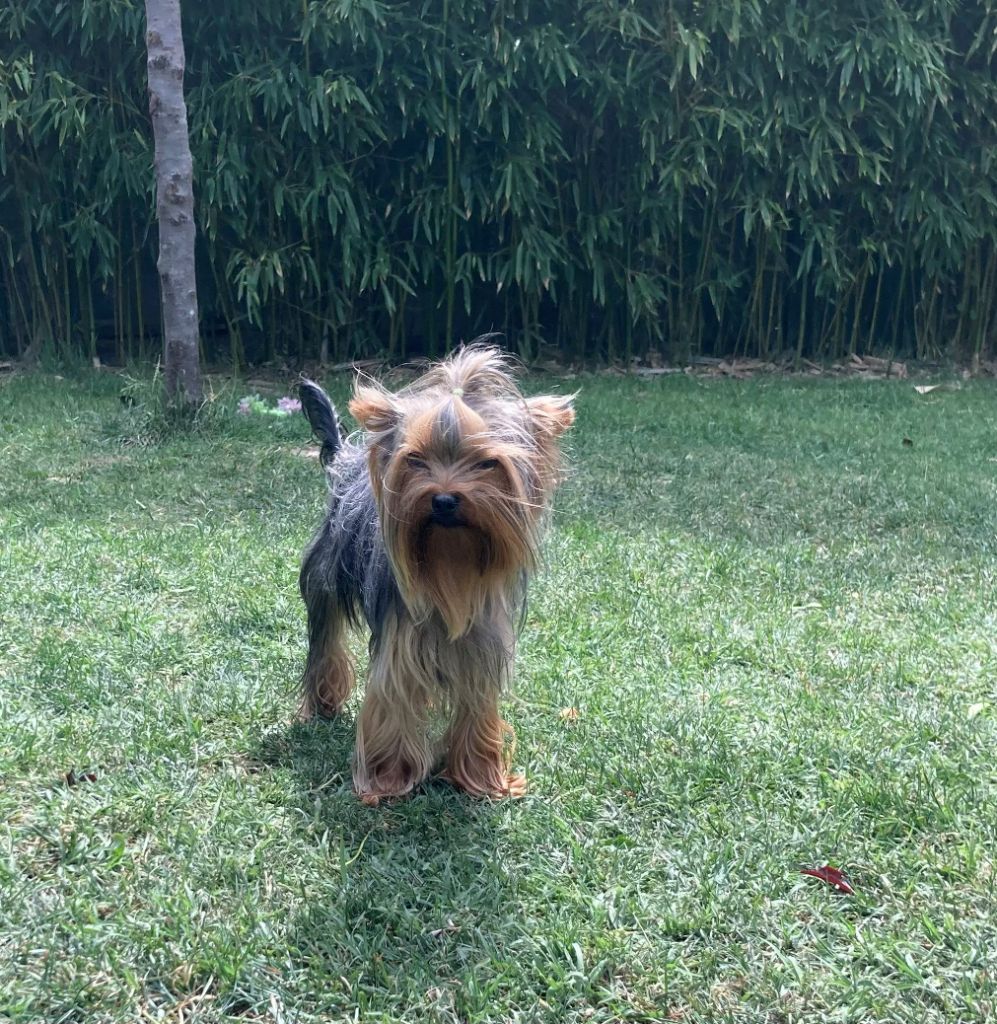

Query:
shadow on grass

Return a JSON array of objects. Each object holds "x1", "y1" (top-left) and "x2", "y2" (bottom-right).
[{"x1": 250, "y1": 717, "x2": 524, "y2": 1014}]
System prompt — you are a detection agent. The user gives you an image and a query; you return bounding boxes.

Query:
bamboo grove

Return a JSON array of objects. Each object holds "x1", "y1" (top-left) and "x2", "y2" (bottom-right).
[{"x1": 1, "y1": 1, "x2": 995, "y2": 367}]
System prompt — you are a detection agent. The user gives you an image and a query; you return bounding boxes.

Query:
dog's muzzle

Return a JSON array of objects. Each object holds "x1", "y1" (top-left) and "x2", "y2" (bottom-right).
[{"x1": 430, "y1": 492, "x2": 461, "y2": 526}]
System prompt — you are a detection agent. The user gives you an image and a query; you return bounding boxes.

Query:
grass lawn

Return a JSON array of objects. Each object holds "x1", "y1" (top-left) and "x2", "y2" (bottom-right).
[{"x1": 2, "y1": 366, "x2": 996, "y2": 1023}]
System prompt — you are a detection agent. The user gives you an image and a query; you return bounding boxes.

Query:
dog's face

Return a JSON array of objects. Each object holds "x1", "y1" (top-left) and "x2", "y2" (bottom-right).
[{"x1": 348, "y1": 347, "x2": 574, "y2": 636}]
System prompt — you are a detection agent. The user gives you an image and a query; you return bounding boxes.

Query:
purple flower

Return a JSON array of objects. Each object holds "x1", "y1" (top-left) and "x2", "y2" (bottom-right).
[{"x1": 277, "y1": 396, "x2": 302, "y2": 414}]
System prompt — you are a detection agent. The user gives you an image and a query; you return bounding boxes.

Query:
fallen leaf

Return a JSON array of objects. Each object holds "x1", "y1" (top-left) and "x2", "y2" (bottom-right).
[
  {"x1": 428, "y1": 920, "x2": 460, "y2": 938},
  {"x1": 801, "y1": 864, "x2": 854, "y2": 894},
  {"x1": 968, "y1": 702, "x2": 986, "y2": 720},
  {"x1": 559, "y1": 707, "x2": 580, "y2": 722},
  {"x1": 914, "y1": 385, "x2": 940, "y2": 395}
]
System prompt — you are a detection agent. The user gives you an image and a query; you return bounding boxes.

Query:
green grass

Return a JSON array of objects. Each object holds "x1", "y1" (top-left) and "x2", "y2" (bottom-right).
[{"x1": 2, "y1": 368, "x2": 996, "y2": 1023}]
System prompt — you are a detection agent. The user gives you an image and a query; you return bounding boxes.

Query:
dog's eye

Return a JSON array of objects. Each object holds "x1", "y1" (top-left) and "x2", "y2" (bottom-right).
[
  {"x1": 474, "y1": 458, "x2": 499, "y2": 471},
  {"x1": 406, "y1": 454, "x2": 428, "y2": 470}
]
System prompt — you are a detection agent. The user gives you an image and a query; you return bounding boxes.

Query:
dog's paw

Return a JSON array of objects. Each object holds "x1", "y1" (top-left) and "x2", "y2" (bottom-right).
[
  {"x1": 441, "y1": 768, "x2": 527, "y2": 800},
  {"x1": 502, "y1": 772, "x2": 528, "y2": 799}
]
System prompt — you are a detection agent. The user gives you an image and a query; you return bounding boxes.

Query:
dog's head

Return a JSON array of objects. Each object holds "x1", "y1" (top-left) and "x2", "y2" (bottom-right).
[{"x1": 349, "y1": 344, "x2": 574, "y2": 636}]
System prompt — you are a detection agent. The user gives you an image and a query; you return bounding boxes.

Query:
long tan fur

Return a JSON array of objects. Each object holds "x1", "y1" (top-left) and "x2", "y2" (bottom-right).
[{"x1": 300, "y1": 344, "x2": 574, "y2": 802}]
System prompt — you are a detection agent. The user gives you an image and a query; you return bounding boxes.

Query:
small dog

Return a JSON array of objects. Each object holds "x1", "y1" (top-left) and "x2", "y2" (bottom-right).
[{"x1": 297, "y1": 344, "x2": 574, "y2": 803}]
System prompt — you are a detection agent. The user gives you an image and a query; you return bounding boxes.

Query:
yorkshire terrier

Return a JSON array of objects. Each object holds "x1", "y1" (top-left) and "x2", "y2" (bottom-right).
[{"x1": 297, "y1": 343, "x2": 574, "y2": 804}]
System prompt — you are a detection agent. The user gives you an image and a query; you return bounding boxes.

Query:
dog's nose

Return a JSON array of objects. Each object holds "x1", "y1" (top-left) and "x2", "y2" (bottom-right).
[{"x1": 432, "y1": 493, "x2": 459, "y2": 515}]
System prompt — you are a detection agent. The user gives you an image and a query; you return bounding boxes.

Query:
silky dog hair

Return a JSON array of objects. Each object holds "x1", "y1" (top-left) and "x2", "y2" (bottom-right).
[{"x1": 298, "y1": 344, "x2": 574, "y2": 803}]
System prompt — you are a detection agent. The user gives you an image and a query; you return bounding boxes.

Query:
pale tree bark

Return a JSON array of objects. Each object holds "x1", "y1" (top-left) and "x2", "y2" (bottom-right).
[{"x1": 145, "y1": 0, "x2": 202, "y2": 404}]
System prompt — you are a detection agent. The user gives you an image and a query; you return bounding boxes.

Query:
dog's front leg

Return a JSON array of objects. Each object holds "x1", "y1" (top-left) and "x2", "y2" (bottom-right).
[
  {"x1": 352, "y1": 621, "x2": 435, "y2": 805},
  {"x1": 442, "y1": 625, "x2": 525, "y2": 799}
]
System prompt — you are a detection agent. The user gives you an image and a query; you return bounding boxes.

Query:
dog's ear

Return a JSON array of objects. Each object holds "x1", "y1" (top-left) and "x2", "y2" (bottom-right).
[
  {"x1": 349, "y1": 385, "x2": 399, "y2": 433},
  {"x1": 526, "y1": 394, "x2": 575, "y2": 439}
]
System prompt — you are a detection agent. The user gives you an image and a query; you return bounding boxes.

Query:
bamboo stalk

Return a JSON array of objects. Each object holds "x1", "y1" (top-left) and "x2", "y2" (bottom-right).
[
  {"x1": 974, "y1": 246, "x2": 996, "y2": 367},
  {"x1": 693, "y1": 200, "x2": 717, "y2": 357},
  {"x1": 953, "y1": 245, "x2": 975, "y2": 358},
  {"x1": 116, "y1": 206, "x2": 126, "y2": 363},
  {"x1": 890, "y1": 258, "x2": 908, "y2": 356},
  {"x1": 848, "y1": 260, "x2": 869, "y2": 356},
  {"x1": 3, "y1": 260, "x2": 28, "y2": 356},
  {"x1": 81, "y1": 256, "x2": 97, "y2": 362},
  {"x1": 442, "y1": 0, "x2": 455, "y2": 353},
  {"x1": 866, "y1": 263, "x2": 884, "y2": 352},
  {"x1": 133, "y1": 216, "x2": 147, "y2": 362},
  {"x1": 794, "y1": 278, "x2": 809, "y2": 367},
  {"x1": 8, "y1": 277, "x2": 22, "y2": 358},
  {"x1": 763, "y1": 242, "x2": 780, "y2": 358}
]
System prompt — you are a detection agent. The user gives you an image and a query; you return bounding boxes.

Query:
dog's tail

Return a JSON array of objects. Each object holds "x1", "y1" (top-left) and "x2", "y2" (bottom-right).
[{"x1": 298, "y1": 379, "x2": 342, "y2": 467}]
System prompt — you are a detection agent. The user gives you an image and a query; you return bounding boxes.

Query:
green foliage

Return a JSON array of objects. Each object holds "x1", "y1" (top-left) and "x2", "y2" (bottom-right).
[{"x1": 1, "y1": 1, "x2": 996, "y2": 365}]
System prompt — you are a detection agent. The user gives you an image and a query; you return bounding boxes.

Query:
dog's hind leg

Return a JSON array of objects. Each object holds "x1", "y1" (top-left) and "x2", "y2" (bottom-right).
[
  {"x1": 299, "y1": 536, "x2": 356, "y2": 719},
  {"x1": 299, "y1": 591, "x2": 355, "y2": 720}
]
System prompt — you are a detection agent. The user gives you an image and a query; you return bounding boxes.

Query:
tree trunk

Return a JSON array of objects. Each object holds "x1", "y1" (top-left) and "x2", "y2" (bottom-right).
[{"x1": 145, "y1": 0, "x2": 202, "y2": 404}]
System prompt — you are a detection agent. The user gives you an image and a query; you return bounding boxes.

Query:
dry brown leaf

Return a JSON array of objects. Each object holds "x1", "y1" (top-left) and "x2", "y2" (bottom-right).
[
  {"x1": 559, "y1": 707, "x2": 580, "y2": 722},
  {"x1": 65, "y1": 768, "x2": 99, "y2": 786}
]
